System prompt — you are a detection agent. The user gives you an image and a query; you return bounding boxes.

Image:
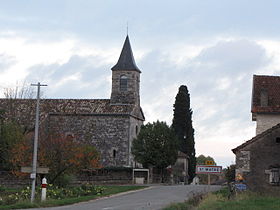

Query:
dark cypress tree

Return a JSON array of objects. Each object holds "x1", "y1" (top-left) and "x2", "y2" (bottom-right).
[{"x1": 172, "y1": 85, "x2": 196, "y2": 183}]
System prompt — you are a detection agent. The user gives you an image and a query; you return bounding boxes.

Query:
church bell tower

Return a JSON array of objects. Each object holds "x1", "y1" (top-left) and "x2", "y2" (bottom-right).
[{"x1": 110, "y1": 36, "x2": 141, "y2": 105}]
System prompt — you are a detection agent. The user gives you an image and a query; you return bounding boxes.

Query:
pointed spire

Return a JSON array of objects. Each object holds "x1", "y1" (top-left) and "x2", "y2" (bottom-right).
[{"x1": 111, "y1": 35, "x2": 141, "y2": 72}]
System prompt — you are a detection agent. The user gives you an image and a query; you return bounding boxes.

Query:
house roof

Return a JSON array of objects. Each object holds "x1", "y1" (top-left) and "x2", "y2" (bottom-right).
[
  {"x1": 251, "y1": 75, "x2": 280, "y2": 114},
  {"x1": 111, "y1": 35, "x2": 141, "y2": 72},
  {"x1": 232, "y1": 122, "x2": 280, "y2": 154}
]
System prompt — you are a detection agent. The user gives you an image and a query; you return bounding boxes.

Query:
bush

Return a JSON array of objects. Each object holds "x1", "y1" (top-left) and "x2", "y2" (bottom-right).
[
  {"x1": 0, "y1": 185, "x2": 5, "y2": 192},
  {"x1": 46, "y1": 184, "x2": 105, "y2": 200},
  {"x1": 51, "y1": 174, "x2": 75, "y2": 187},
  {"x1": 0, "y1": 184, "x2": 106, "y2": 205}
]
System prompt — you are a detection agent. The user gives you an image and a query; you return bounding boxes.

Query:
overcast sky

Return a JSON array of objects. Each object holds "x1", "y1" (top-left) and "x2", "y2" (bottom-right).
[{"x1": 1, "y1": 1, "x2": 280, "y2": 167}]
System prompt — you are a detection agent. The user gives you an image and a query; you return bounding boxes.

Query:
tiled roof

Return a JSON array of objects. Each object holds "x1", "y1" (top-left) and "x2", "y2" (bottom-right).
[
  {"x1": 42, "y1": 99, "x2": 134, "y2": 114},
  {"x1": 251, "y1": 75, "x2": 280, "y2": 113},
  {"x1": 0, "y1": 98, "x2": 145, "y2": 120},
  {"x1": 111, "y1": 35, "x2": 141, "y2": 72},
  {"x1": 232, "y1": 122, "x2": 280, "y2": 153}
]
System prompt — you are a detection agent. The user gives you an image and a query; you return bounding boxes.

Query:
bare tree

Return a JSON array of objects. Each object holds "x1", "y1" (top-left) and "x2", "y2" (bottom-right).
[
  {"x1": 3, "y1": 81, "x2": 36, "y2": 99},
  {"x1": 1, "y1": 81, "x2": 38, "y2": 133}
]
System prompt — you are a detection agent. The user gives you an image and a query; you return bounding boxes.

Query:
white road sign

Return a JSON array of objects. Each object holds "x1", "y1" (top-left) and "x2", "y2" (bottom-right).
[{"x1": 196, "y1": 165, "x2": 222, "y2": 174}]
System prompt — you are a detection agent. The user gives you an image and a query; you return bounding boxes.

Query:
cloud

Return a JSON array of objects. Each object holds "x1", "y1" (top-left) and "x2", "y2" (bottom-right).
[
  {"x1": 196, "y1": 39, "x2": 270, "y2": 74},
  {"x1": 0, "y1": 54, "x2": 17, "y2": 72},
  {"x1": 25, "y1": 55, "x2": 112, "y2": 99}
]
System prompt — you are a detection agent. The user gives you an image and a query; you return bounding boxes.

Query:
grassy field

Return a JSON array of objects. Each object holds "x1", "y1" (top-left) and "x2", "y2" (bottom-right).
[
  {"x1": 0, "y1": 185, "x2": 147, "y2": 209},
  {"x1": 164, "y1": 188, "x2": 280, "y2": 210}
]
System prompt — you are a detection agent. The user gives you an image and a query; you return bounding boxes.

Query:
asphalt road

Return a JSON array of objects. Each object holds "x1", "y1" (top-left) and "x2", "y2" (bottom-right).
[{"x1": 27, "y1": 185, "x2": 222, "y2": 210}]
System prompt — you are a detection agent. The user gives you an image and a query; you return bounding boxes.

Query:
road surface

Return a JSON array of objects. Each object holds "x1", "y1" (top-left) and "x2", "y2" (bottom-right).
[{"x1": 27, "y1": 185, "x2": 222, "y2": 210}]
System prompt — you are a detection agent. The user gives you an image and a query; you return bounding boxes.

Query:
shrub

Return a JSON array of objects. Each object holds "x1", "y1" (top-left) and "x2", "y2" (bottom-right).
[
  {"x1": 0, "y1": 184, "x2": 106, "y2": 205},
  {"x1": 0, "y1": 185, "x2": 6, "y2": 192},
  {"x1": 51, "y1": 174, "x2": 75, "y2": 187}
]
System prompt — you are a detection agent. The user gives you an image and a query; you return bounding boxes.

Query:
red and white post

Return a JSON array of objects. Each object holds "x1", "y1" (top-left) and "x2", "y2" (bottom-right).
[{"x1": 41, "y1": 177, "x2": 47, "y2": 201}]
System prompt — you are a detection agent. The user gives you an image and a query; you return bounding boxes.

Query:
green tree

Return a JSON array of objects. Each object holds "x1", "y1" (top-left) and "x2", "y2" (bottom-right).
[
  {"x1": 225, "y1": 164, "x2": 236, "y2": 183},
  {"x1": 0, "y1": 120, "x2": 25, "y2": 170},
  {"x1": 172, "y1": 85, "x2": 195, "y2": 183},
  {"x1": 196, "y1": 154, "x2": 216, "y2": 165},
  {"x1": 132, "y1": 121, "x2": 178, "y2": 174}
]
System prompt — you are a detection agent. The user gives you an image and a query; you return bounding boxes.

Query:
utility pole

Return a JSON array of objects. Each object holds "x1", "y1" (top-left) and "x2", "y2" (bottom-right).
[{"x1": 30, "y1": 82, "x2": 47, "y2": 203}]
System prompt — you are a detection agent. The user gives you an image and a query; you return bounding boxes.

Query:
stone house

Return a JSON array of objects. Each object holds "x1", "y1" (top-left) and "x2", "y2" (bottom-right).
[
  {"x1": 0, "y1": 35, "x2": 145, "y2": 167},
  {"x1": 232, "y1": 75, "x2": 280, "y2": 193},
  {"x1": 232, "y1": 124, "x2": 280, "y2": 193}
]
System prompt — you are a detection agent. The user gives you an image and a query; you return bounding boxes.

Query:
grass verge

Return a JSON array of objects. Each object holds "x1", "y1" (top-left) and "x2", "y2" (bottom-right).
[
  {"x1": 164, "y1": 187, "x2": 280, "y2": 210},
  {"x1": 0, "y1": 185, "x2": 147, "y2": 209},
  {"x1": 198, "y1": 189, "x2": 280, "y2": 210}
]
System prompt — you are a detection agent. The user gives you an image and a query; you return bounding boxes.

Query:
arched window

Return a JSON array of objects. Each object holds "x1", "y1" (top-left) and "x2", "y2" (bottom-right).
[
  {"x1": 113, "y1": 149, "x2": 117, "y2": 159},
  {"x1": 120, "y1": 75, "x2": 128, "y2": 91}
]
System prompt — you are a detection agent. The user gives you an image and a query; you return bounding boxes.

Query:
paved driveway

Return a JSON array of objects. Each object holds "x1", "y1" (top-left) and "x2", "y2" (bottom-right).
[{"x1": 27, "y1": 185, "x2": 222, "y2": 210}]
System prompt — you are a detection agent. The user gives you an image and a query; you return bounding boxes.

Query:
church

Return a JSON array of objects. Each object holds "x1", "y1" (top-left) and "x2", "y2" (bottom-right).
[{"x1": 0, "y1": 36, "x2": 145, "y2": 167}]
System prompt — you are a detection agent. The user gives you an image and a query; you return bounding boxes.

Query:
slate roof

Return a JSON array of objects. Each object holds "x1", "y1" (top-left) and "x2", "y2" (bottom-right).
[
  {"x1": 232, "y1": 122, "x2": 280, "y2": 154},
  {"x1": 251, "y1": 75, "x2": 280, "y2": 114},
  {"x1": 111, "y1": 35, "x2": 141, "y2": 72}
]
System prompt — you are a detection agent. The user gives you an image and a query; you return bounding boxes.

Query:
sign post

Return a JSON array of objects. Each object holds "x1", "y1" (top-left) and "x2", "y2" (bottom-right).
[
  {"x1": 205, "y1": 160, "x2": 214, "y2": 165},
  {"x1": 196, "y1": 165, "x2": 222, "y2": 185},
  {"x1": 21, "y1": 167, "x2": 49, "y2": 174}
]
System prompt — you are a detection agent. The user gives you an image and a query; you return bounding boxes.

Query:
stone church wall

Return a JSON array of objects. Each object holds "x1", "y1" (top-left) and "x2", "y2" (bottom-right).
[
  {"x1": 128, "y1": 117, "x2": 143, "y2": 166},
  {"x1": 48, "y1": 114, "x2": 130, "y2": 167}
]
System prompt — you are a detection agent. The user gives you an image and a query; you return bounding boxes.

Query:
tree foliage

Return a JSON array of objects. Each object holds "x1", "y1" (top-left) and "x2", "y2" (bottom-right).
[
  {"x1": 225, "y1": 164, "x2": 236, "y2": 183},
  {"x1": 0, "y1": 120, "x2": 25, "y2": 170},
  {"x1": 42, "y1": 135, "x2": 101, "y2": 184},
  {"x1": 132, "y1": 121, "x2": 178, "y2": 169},
  {"x1": 8, "y1": 133, "x2": 101, "y2": 184},
  {"x1": 172, "y1": 85, "x2": 196, "y2": 183},
  {"x1": 196, "y1": 154, "x2": 216, "y2": 165}
]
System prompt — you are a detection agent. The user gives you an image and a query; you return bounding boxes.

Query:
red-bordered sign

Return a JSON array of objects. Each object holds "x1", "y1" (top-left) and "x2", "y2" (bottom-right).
[{"x1": 196, "y1": 165, "x2": 222, "y2": 174}]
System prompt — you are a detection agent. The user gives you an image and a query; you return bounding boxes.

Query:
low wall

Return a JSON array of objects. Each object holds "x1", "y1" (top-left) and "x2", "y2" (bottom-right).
[{"x1": 0, "y1": 171, "x2": 30, "y2": 188}]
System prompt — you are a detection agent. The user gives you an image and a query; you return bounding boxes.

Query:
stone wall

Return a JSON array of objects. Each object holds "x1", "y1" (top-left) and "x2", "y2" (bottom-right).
[
  {"x1": 0, "y1": 170, "x2": 133, "y2": 187},
  {"x1": 0, "y1": 171, "x2": 30, "y2": 188},
  {"x1": 256, "y1": 114, "x2": 280, "y2": 135},
  {"x1": 75, "y1": 168, "x2": 133, "y2": 185},
  {"x1": 235, "y1": 127, "x2": 280, "y2": 193},
  {"x1": 111, "y1": 70, "x2": 140, "y2": 105},
  {"x1": 128, "y1": 117, "x2": 143, "y2": 166},
  {"x1": 48, "y1": 114, "x2": 130, "y2": 166}
]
